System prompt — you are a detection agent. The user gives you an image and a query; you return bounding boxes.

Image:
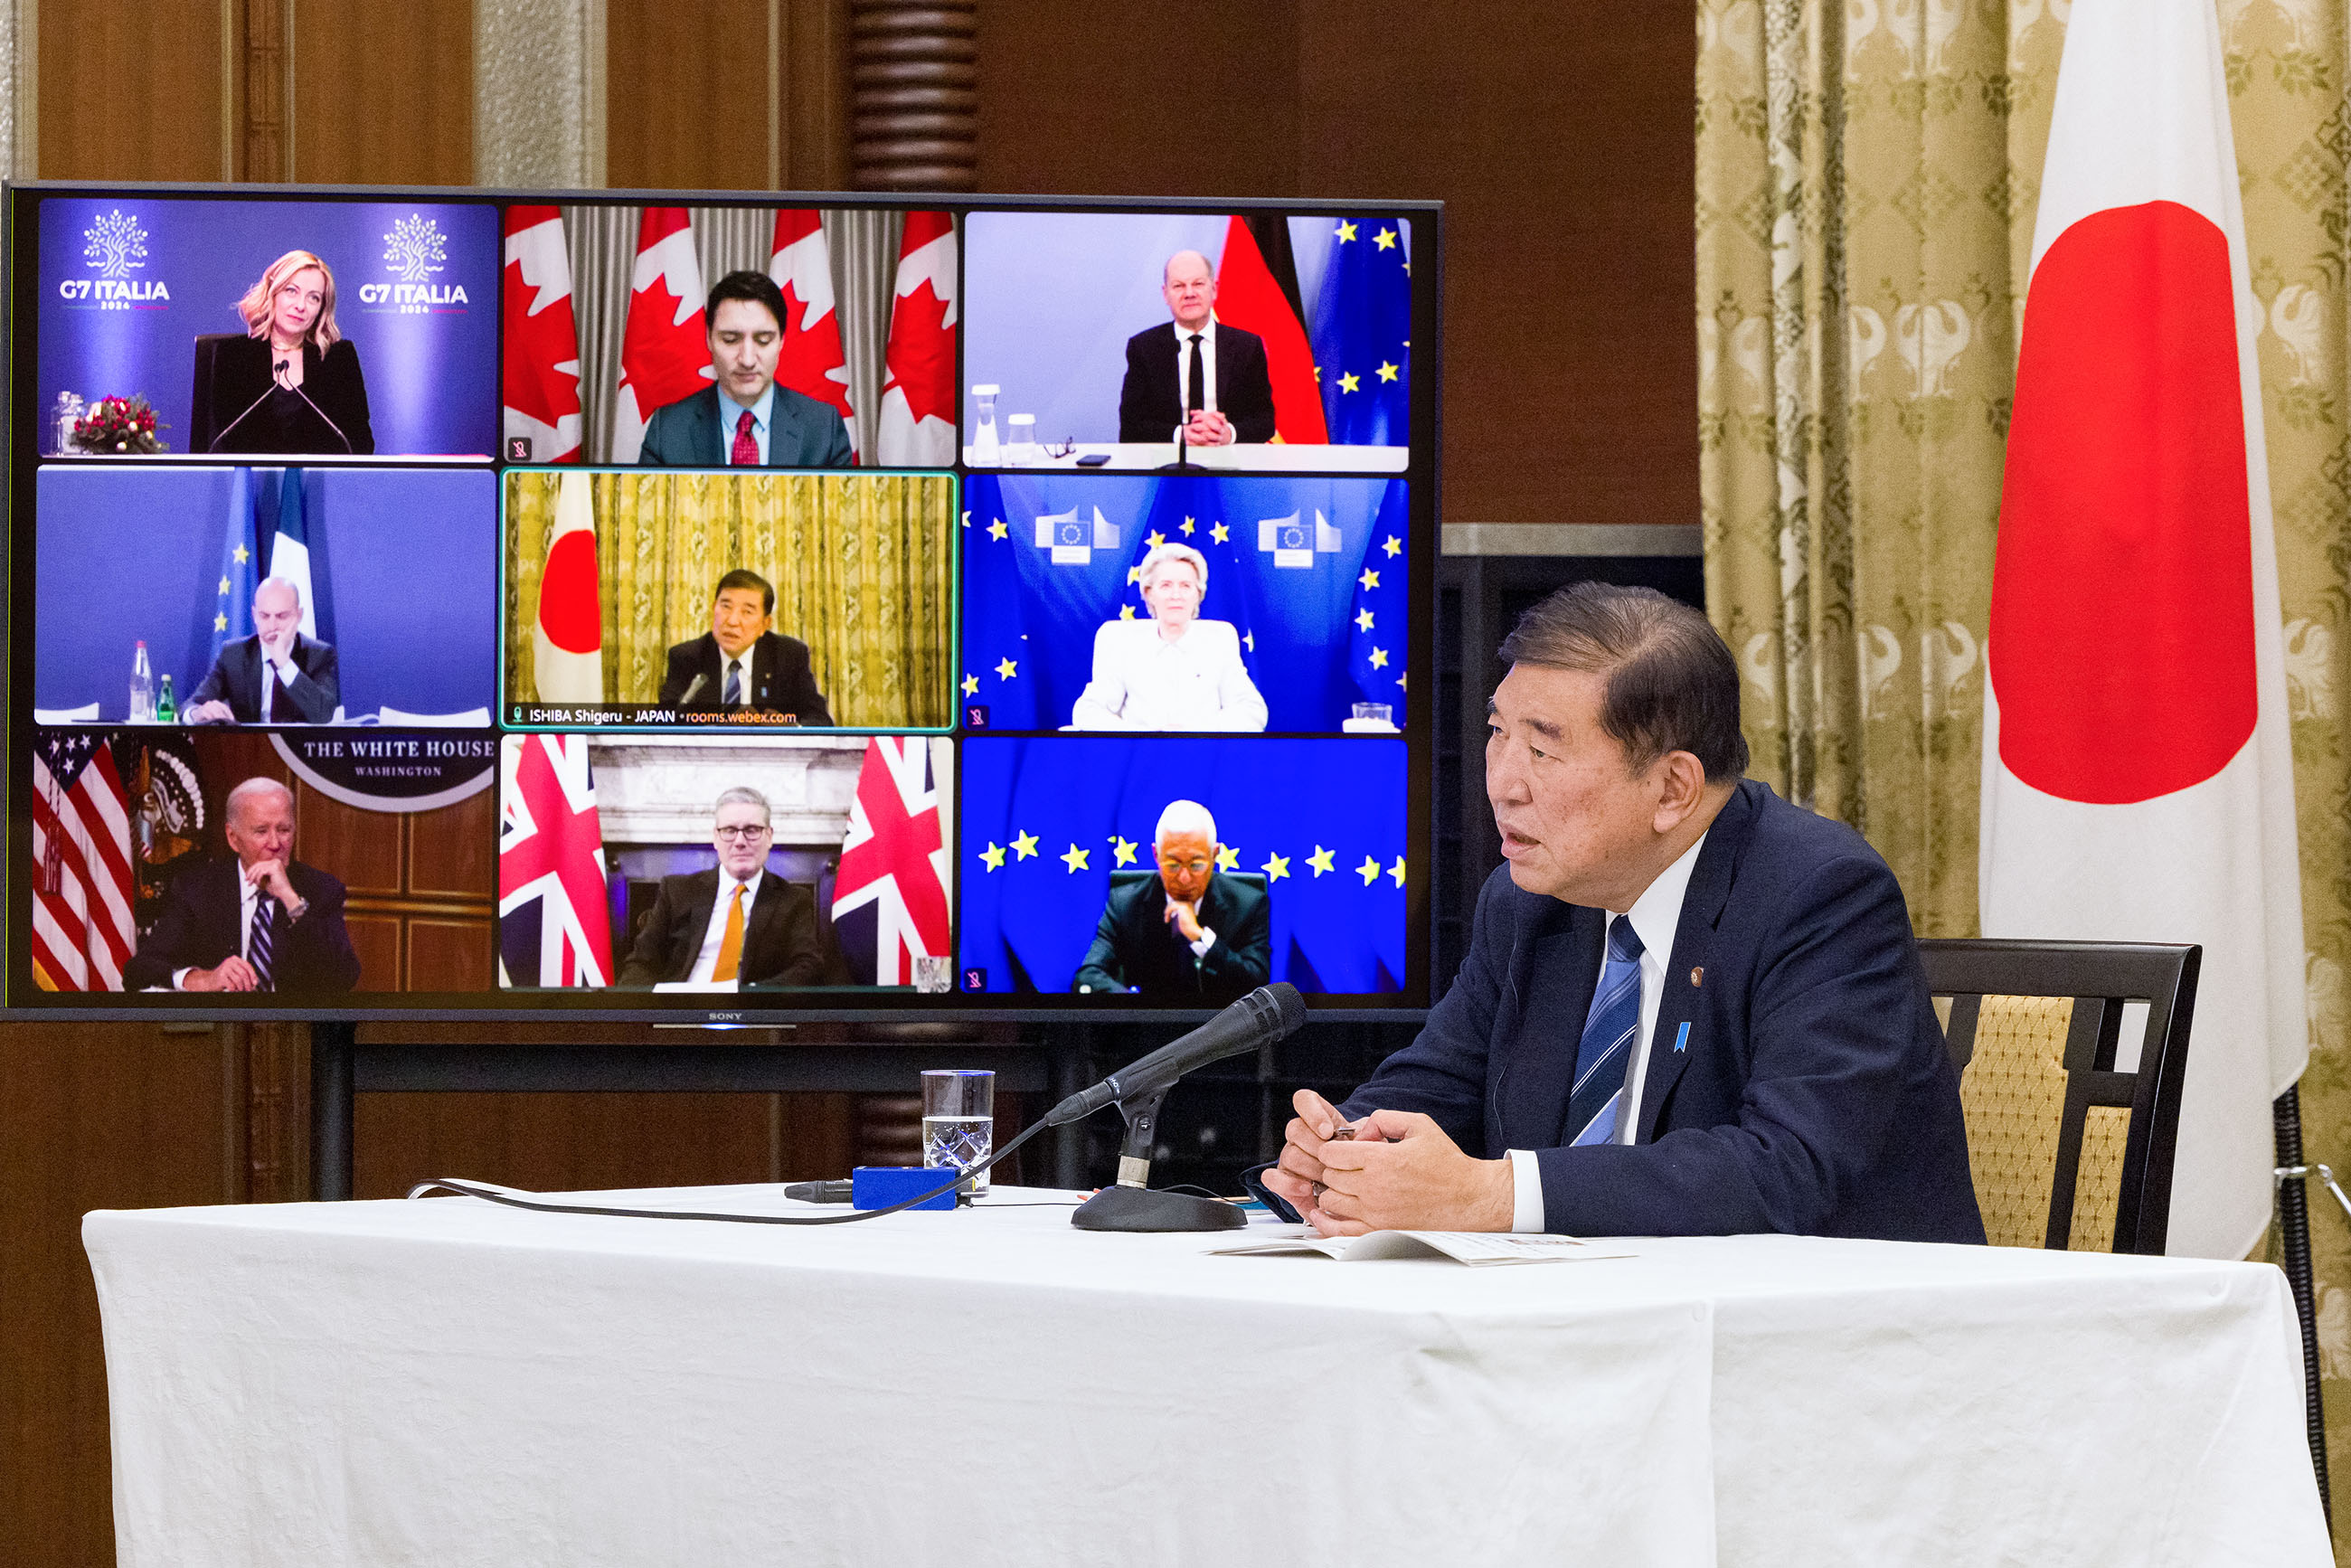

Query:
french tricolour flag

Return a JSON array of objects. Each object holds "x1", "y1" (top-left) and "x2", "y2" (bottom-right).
[{"x1": 1981, "y1": 0, "x2": 2305, "y2": 1259}]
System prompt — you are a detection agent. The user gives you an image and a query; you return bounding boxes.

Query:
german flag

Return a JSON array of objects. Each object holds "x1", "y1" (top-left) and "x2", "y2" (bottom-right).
[{"x1": 1213, "y1": 216, "x2": 1328, "y2": 445}]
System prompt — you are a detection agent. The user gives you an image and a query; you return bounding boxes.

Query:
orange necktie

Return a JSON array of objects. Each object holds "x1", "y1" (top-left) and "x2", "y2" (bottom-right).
[{"x1": 712, "y1": 883, "x2": 746, "y2": 982}]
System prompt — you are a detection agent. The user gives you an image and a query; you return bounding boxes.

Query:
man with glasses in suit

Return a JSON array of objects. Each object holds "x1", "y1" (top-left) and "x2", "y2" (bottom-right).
[{"x1": 617, "y1": 786, "x2": 830, "y2": 987}]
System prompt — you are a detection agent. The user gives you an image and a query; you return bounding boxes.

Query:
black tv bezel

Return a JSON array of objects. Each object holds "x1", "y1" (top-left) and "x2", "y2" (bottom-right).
[{"x1": 4, "y1": 180, "x2": 1443, "y2": 1025}]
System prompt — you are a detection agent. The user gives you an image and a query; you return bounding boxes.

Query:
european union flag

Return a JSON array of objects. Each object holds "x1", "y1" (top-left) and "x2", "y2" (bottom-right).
[
  {"x1": 207, "y1": 468, "x2": 259, "y2": 668},
  {"x1": 1310, "y1": 217, "x2": 1412, "y2": 447},
  {"x1": 959, "y1": 475, "x2": 1409, "y2": 732},
  {"x1": 1348, "y1": 480, "x2": 1410, "y2": 709},
  {"x1": 958, "y1": 736, "x2": 1409, "y2": 994}
]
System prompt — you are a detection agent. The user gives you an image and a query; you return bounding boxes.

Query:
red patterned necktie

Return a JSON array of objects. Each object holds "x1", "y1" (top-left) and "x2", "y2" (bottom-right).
[{"x1": 731, "y1": 408, "x2": 758, "y2": 466}]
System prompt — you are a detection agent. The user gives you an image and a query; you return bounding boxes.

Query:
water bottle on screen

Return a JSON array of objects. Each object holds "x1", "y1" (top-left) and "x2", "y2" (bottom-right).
[
  {"x1": 129, "y1": 641, "x2": 154, "y2": 723},
  {"x1": 156, "y1": 674, "x2": 177, "y2": 725},
  {"x1": 921, "y1": 1069, "x2": 995, "y2": 1196},
  {"x1": 970, "y1": 384, "x2": 1001, "y2": 464}
]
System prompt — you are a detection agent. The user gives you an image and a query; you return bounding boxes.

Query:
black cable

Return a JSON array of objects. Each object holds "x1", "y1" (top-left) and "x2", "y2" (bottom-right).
[
  {"x1": 2274, "y1": 1087, "x2": 2331, "y2": 1526},
  {"x1": 409, "y1": 1115, "x2": 1056, "y2": 1227}
]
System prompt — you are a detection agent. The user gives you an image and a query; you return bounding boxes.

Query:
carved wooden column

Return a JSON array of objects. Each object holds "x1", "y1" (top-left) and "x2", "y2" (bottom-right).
[{"x1": 849, "y1": 1, "x2": 975, "y2": 191}]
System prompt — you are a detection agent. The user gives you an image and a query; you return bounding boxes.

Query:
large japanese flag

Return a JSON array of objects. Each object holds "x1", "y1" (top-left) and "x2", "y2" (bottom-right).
[
  {"x1": 1982, "y1": 0, "x2": 2305, "y2": 1260},
  {"x1": 501, "y1": 204, "x2": 583, "y2": 463},
  {"x1": 612, "y1": 207, "x2": 712, "y2": 463},
  {"x1": 874, "y1": 211, "x2": 958, "y2": 467},
  {"x1": 770, "y1": 208, "x2": 860, "y2": 461}
]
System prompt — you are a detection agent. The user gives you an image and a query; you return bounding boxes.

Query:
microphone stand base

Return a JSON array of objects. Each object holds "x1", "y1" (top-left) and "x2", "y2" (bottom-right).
[{"x1": 1071, "y1": 1185, "x2": 1246, "y2": 1233}]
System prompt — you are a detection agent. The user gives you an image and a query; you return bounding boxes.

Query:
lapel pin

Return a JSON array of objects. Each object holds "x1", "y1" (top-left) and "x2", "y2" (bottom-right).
[
  {"x1": 1690, "y1": 966, "x2": 1704, "y2": 987},
  {"x1": 1673, "y1": 1021, "x2": 1690, "y2": 1053}
]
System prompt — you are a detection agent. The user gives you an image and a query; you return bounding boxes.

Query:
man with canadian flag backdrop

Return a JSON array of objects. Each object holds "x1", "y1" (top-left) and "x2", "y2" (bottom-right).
[{"x1": 1982, "y1": 0, "x2": 2307, "y2": 1261}]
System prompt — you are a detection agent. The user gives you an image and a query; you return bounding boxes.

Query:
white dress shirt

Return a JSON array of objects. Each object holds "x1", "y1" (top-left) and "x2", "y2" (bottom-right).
[
  {"x1": 1506, "y1": 832, "x2": 1710, "y2": 1233},
  {"x1": 1171, "y1": 315, "x2": 1221, "y2": 430},
  {"x1": 714, "y1": 384, "x2": 775, "y2": 465},
  {"x1": 688, "y1": 869, "x2": 765, "y2": 983},
  {"x1": 1069, "y1": 617, "x2": 1268, "y2": 732}
]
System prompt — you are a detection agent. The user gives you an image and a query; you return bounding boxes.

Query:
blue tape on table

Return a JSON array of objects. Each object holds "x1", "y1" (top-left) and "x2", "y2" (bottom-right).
[{"x1": 852, "y1": 1166, "x2": 960, "y2": 1211}]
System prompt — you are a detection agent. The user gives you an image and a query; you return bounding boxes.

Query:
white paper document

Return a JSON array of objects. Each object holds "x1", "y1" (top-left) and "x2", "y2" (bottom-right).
[{"x1": 1209, "y1": 1229, "x2": 1631, "y2": 1265}]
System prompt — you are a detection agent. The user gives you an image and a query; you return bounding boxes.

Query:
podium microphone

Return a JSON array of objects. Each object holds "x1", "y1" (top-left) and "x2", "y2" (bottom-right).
[
  {"x1": 206, "y1": 362, "x2": 288, "y2": 451},
  {"x1": 1053, "y1": 982, "x2": 1308, "y2": 1233}
]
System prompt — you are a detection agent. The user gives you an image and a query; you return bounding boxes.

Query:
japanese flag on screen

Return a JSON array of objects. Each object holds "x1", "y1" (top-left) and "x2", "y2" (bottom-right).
[
  {"x1": 502, "y1": 204, "x2": 583, "y2": 463},
  {"x1": 770, "y1": 208, "x2": 859, "y2": 461},
  {"x1": 612, "y1": 206, "x2": 711, "y2": 464},
  {"x1": 873, "y1": 211, "x2": 957, "y2": 467},
  {"x1": 532, "y1": 471, "x2": 604, "y2": 704},
  {"x1": 1980, "y1": 0, "x2": 2305, "y2": 1259}
]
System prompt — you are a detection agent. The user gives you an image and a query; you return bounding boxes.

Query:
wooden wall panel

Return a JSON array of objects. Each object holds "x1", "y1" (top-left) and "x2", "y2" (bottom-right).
[
  {"x1": 1296, "y1": 0, "x2": 1698, "y2": 528},
  {"x1": 0, "y1": 1024, "x2": 241, "y2": 1568},
  {"x1": 408, "y1": 917, "x2": 490, "y2": 992},
  {"x1": 411, "y1": 786, "x2": 496, "y2": 900},
  {"x1": 289, "y1": 0, "x2": 474, "y2": 185},
  {"x1": 606, "y1": 0, "x2": 777, "y2": 191},
  {"x1": 354, "y1": 1091, "x2": 778, "y2": 1198},
  {"x1": 297, "y1": 793, "x2": 405, "y2": 897},
  {"x1": 37, "y1": 1, "x2": 226, "y2": 182},
  {"x1": 974, "y1": 0, "x2": 1298, "y2": 198}
]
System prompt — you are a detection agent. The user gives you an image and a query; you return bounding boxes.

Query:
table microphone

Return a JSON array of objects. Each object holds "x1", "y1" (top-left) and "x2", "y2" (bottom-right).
[
  {"x1": 207, "y1": 365, "x2": 288, "y2": 450},
  {"x1": 1057, "y1": 982, "x2": 1308, "y2": 1233}
]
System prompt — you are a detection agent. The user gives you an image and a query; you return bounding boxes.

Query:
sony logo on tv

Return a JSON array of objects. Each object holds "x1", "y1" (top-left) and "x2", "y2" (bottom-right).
[
  {"x1": 356, "y1": 281, "x2": 470, "y2": 311},
  {"x1": 55, "y1": 278, "x2": 169, "y2": 307}
]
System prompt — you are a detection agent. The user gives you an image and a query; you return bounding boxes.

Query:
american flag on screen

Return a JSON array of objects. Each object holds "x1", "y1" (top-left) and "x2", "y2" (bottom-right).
[
  {"x1": 497, "y1": 735, "x2": 615, "y2": 987},
  {"x1": 832, "y1": 738, "x2": 951, "y2": 987},
  {"x1": 31, "y1": 732, "x2": 135, "y2": 993}
]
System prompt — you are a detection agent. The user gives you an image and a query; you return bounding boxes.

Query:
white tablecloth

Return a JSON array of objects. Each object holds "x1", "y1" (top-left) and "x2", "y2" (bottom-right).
[
  {"x1": 84, "y1": 1186, "x2": 2329, "y2": 1567},
  {"x1": 962, "y1": 440, "x2": 1411, "y2": 472}
]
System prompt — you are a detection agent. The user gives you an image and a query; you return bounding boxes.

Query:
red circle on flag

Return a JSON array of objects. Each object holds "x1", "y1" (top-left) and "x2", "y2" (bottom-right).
[
  {"x1": 538, "y1": 531, "x2": 601, "y2": 655},
  {"x1": 1988, "y1": 200, "x2": 2258, "y2": 805}
]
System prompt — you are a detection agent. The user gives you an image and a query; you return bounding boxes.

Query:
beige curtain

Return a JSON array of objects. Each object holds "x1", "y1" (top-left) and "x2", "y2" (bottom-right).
[
  {"x1": 506, "y1": 471, "x2": 955, "y2": 726},
  {"x1": 1699, "y1": 0, "x2": 2351, "y2": 1529}
]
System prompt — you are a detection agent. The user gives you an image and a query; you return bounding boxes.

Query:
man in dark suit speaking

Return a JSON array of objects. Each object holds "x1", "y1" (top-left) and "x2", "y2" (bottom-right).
[
  {"x1": 1117, "y1": 250, "x2": 1277, "y2": 447},
  {"x1": 655, "y1": 570, "x2": 833, "y2": 724},
  {"x1": 617, "y1": 787, "x2": 830, "y2": 987},
  {"x1": 184, "y1": 577, "x2": 338, "y2": 725},
  {"x1": 123, "y1": 777, "x2": 361, "y2": 993},
  {"x1": 638, "y1": 271, "x2": 854, "y2": 468},
  {"x1": 1073, "y1": 799, "x2": 1270, "y2": 1001},
  {"x1": 1264, "y1": 583, "x2": 1984, "y2": 1244}
]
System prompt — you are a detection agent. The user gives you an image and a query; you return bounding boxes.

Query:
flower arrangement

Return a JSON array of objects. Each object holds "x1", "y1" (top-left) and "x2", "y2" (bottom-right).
[{"x1": 71, "y1": 395, "x2": 168, "y2": 455}]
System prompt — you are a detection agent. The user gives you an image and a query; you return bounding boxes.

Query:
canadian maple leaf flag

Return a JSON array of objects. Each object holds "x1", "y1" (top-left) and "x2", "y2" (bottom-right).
[
  {"x1": 1982, "y1": 0, "x2": 2305, "y2": 1259},
  {"x1": 874, "y1": 211, "x2": 958, "y2": 467},
  {"x1": 612, "y1": 206, "x2": 711, "y2": 463},
  {"x1": 770, "y1": 208, "x2": 859, "y2": 461},
  {"x1": 501, "y1": 204, "x2": 583, "y2": 463}
]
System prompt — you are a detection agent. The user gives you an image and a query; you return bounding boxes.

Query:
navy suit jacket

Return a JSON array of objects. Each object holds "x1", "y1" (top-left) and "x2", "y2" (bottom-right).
[
  {"x1": 1344, "y1": 779, "x2": 1984, "y2": 1242},
  {"x1": 1072, "y1": 873, "x2": 1271, "y2": 1001},
  {"x1": 121, "y1": 857, "x2": 361, "y2": 994},
  {"x1": 654, "y1": 631, "x2": 831, "y2": 724},
  {"x1": 1118, "y1": 322, "x2": 1278, "y2": 444},
  {"x1": 638, "y1": 384, "x2": 854, "y2": 468},
  {"x1": 187, "y1": 632, "x2": 339, "y2": 723}
]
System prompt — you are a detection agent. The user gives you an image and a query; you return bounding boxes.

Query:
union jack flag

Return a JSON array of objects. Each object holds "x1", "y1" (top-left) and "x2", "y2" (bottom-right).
[
  {"x1": 832, "y1": 738, "x2": 952, "y2": 987},
  {"x1": 32, "y1": 732, "x2": 135, "y2": 992},
  {"x1": 497, "y1": 735, "x2": 614, "y2": 987}
]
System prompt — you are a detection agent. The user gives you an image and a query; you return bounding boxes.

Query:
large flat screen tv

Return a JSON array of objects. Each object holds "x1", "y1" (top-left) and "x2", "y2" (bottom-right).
[{"x1": 5, "y1": 184, "x2": 1440, "y2": 1022}]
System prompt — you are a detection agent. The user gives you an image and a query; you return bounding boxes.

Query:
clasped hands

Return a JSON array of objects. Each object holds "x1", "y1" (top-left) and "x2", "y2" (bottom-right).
[
  {"x1": 1263, "y1": 1088, "x2": 1514, "y2": 1236},
  {"x1": 183, "y1": 860, "x2": 302, "y2": 993},
  {"x1": 1181, "y1": 408, "x2": 1236, "y2": 447}
]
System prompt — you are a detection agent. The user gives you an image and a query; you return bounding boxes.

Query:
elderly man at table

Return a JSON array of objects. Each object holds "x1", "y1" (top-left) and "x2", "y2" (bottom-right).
[
  {"x1": 122, "y1": 777, "x2": 361, "y2": 993},
  {"x1": 655, "y1": 569, "x2": 833, "y2": 724},
  {"x1": 1117, "y1": 250, "x2": 1277, "y2": 448},
  {"x1": 184, "y1": 576, "x2": 339, "y2": 724},
  {"x1": 617, "y1": 786, "x2": 829, "y2": 987},
  {"x1": 1072, "y1": 799, "x2": 1270, "y2": 1001},
  {"x1": 1070, "y1": 543, "x2": 1267, "y2": 732},
  {"x1": 1263, "y1": 582, "x2": 1984, "y2": 1242}
]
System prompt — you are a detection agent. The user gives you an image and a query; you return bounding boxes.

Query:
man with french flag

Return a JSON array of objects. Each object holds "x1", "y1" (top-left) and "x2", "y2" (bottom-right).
[{"x1": 1983, "y1": 0, "x2": 2307, "y2": 1261}]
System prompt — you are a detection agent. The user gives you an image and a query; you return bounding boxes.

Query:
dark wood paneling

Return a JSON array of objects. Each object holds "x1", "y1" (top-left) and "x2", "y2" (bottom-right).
[
  {"x1": 297, "y1": 793, "x2": 405, "y2": 897},
  {"x1": 607, "y1": 0, "x2": 777, "y2": 190},
  {"x1": 38, "y1": 1, "x2": 227, "y2": 181},
  {"x1": 974, "y1": 0, "x2": 1298, "y2": 198},
  {"x1": 1296, "y1": 0, "x2": 1697, "y2": 527},
  {"x1": 290, "y1": 0, "x2": 473, "y2": 185},
  {"x1": 407, "y1": 917, "x2": 491, "y2": 992},
  {"x1": 354, "y1": 1091, "x2": 778, "y2": 1197},
  {"x1": 410, "y1": 787, "x2": 496, "y2": 901},
  {"x1": 0, "y1": 1024, "x2": 241, "y2": 1568},
  {"x1": 345, "y1": 913, "x2": 402, "y2": 990},
  {"x1": 784, "y1": 0, "x2": 853, "y2": 189}
]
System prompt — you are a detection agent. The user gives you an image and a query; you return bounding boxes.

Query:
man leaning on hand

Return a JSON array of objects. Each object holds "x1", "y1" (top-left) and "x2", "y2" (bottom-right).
[{"x1": 1260, "y1": 582, "x2": 1983, "y2": 1244}]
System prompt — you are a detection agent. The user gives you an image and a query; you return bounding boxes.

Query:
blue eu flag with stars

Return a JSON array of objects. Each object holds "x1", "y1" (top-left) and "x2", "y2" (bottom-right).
[{"x1": 1310, "y1": 217, "x2": 1412, "y2": 447}]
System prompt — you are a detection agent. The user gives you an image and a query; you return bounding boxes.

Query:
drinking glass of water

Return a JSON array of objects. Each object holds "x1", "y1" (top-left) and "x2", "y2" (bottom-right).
[{"x1": 921, "y1": 1069, "x2": 996, "y2": 1196}]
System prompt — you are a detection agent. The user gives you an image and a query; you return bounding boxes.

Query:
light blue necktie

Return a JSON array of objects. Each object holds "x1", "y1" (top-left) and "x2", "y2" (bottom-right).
[{"x1": 1565, "y1": 916, "x2": 1644, "y2": 1146}]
